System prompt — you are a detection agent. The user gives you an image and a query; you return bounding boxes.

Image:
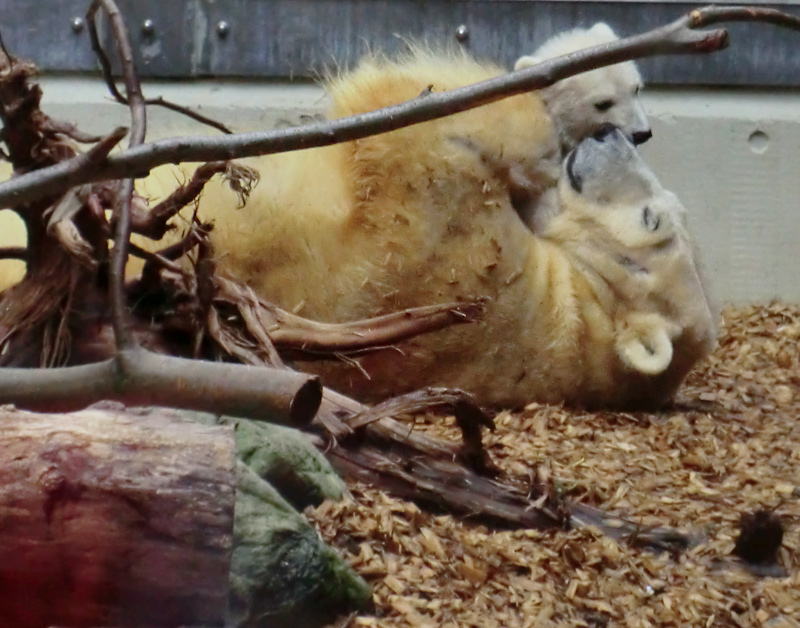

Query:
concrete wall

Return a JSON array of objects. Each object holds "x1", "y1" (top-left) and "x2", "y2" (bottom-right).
[
  {"x1": 640, "y1": 88, "x2": 800, "y2": 305},
  {"x1": 2, "y1": 76, "x2": 799, "y2": 304}
]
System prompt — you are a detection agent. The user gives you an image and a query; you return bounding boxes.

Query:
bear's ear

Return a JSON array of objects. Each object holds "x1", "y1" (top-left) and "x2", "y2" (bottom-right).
[
  {"x1": 589, "y1": 22, "x2": 617, "y2": 40},
  {"x1": 514, "y1": 55, "x2": 542, "y2": 71},
  {"x1": 615, "y1": 313, "x2": 679, "y2": 376}
]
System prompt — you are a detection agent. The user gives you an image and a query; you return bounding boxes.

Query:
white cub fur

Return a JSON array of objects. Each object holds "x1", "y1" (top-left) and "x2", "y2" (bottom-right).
[{"x1": 515, "y1": 23, "x2": 651, "y2": 151}]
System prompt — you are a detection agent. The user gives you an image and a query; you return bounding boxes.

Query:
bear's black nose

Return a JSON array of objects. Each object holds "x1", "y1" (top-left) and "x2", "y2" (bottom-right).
[
  {"x1": 592, "y1": 123, "x2": 618, "y2": 142},
  {"x1": 632, "y1": 129, "x2": 653, "y2": 145}
]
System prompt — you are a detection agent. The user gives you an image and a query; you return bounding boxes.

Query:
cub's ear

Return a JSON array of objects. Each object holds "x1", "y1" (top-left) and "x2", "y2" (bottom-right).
[
  {"x1": 514, "y1": 55, "x2": 542, "y2": 71},
  {"x1": 615, "y1": 313, "x2": 679, "y2": 376},
  {"x1": 589, "y1": 22, "x2": 617, "y2": 39}
]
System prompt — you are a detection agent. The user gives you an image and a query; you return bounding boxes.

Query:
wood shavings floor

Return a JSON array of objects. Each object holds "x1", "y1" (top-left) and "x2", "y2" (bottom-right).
[{"x1": 308, "y1": 303, "x2": 800, "y2": 628}]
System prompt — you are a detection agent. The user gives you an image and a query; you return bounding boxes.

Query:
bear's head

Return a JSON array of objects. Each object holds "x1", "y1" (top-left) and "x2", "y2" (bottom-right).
[
  {"x1": 544, "y1": 124, "x2": 716, "y2": 379},
  {"x1": 557, "y1": 123, "x2": 680, "y2": 250},
  {"x1": 515, "y1": 23, "x2": 651, "y2": 151}
]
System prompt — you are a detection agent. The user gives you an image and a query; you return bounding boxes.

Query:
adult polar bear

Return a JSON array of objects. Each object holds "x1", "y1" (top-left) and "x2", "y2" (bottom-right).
[{"x1": 150, "y1": 50, "x2": 716, "y2": 409}]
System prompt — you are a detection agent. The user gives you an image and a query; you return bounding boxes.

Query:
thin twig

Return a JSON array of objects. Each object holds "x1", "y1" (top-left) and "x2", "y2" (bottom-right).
[
  {"x1": 0, "y1": 247, "x2": 26, "y2": 260},
  {"x1": 127, "y1": 242, "x2": 185, "y2": 274},
  {"x1": 688, "y1": 4, "x2": 800, "y2": 28},
  {"x1": 85, "y1": 5, "x2": 126, "y2": 104},
  {"x1": 87, "y1": 0, "x2": 146, "y2": 351},
  {"x1": 153, "y1": 223, "x2": 207, "y2": 261},
  {"x1": 135, "y1": 222, "x2": 206, "y2": 285},
  {"x1": 82, "y1": 126, "x2": 129, "y2": 164},
  {"x1": 0, "y1": 28, "x2": 12, "y2": 63},
  {"x1": 346, "y1": 387, "x2": 492, "y2": 430},
  {"x1": 85, "y1": 8, "x2": 231, "y2": 134},
  {"x1": 133, "y1": 161, "x2": 228, "y2": 239},
  {"x1": 40, "y1": 118, "x2": 105, "y2": 144},
  {"x1": 144, "y1": 96, "x2": 233, "y2": 134},
  {"x1": 6, "y1": 5, "x2": 800, "y2": 209}
]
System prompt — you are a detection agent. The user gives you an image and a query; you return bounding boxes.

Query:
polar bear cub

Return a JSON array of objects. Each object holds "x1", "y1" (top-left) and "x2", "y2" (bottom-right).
[{"x1": 515, "y1": 23, "x2": 651, "y2": 151}]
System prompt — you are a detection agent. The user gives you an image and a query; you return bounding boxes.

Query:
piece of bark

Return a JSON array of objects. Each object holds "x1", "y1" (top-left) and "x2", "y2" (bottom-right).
[
  {"x1": 311, "y1": 389, "x2": 696, "y2": 552},
  {"x1": 0, "y1": 404, "x2": 236, "y2": 628}
]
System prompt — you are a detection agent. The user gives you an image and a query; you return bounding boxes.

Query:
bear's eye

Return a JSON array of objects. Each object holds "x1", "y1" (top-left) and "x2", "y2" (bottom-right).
[
  {"x1": 594, "y1": 99, "x2": 615, "y2": 112},
  {"x1": 642, "y1": 206, "x2": 660, "y2": 232}
]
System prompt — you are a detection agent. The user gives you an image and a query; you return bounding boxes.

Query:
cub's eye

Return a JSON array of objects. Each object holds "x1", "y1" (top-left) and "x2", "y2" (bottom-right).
[{"x1": 594, "y1": 99, "x2": 615, "y2": 112}]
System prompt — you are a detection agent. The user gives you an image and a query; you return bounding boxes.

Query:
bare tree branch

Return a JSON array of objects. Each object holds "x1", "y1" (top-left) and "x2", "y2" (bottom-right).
[
  {"x1": 687, "y1": 4, "x2": 800, "y2": 28},
  {"x1": 127, "y1": 241, "x2": 185, "y2": 273},
  {"x1": 0, "y1": 348, "x2": 322, "y2": 426},
  {"x1": 345, "y1": 387, "x2": 492, "y2": 431},
  {"x1": 85, "y1": 2, "x2": 126, "y2": 104},
  {"x1": 87, "y1": 0, "x2": 146, "y2": 351},
  {"x1": 5, "y1": 5, "x2": 800, "y2": 210}
]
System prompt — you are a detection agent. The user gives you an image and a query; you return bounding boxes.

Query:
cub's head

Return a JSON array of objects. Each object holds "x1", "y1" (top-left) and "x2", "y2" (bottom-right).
[
  {"x1": 515, "y1": 23, "x2": 651, "y2": 151},
  {"x1": 545, "y1": 125, "x2": 716, "y2": 379}
]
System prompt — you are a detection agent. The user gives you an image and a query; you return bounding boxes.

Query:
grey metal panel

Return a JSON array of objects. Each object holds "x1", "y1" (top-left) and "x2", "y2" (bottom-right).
[
  {"x1": 0, "y1": 0, "x2": 98, "y2": 72},
  {"x1": 109, "y1": 0, "x2": 200, "y2": 76},
  {"x1": 199, "y1": 0, "x2": 800, "y2": 87},
  {"x1": 0, "y1": 0, "x2": 798, "y2": 86}
]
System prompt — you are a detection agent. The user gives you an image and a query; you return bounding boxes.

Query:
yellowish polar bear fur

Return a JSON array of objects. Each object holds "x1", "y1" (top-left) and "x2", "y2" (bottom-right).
[{"x1": 135, "y1": 51, "x2": 716, "y2": 409}]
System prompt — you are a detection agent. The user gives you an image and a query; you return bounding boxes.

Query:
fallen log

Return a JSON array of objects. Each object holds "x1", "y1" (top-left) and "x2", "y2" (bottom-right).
[
  {"x1": 0, "y1": 404, "x2": 236, "y2": 628},
  {"x1": 311, "y1": 388, "x2": 696, "y2": 553}
]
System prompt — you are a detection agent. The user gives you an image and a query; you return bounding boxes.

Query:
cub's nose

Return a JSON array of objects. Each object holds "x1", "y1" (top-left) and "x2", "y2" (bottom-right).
[
  {"x1": 632, "y1": 129, "x2": 653, "y2": 145},
  {"x1": 592, "y1": 123, "x2": 619, "y2": 142}
]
